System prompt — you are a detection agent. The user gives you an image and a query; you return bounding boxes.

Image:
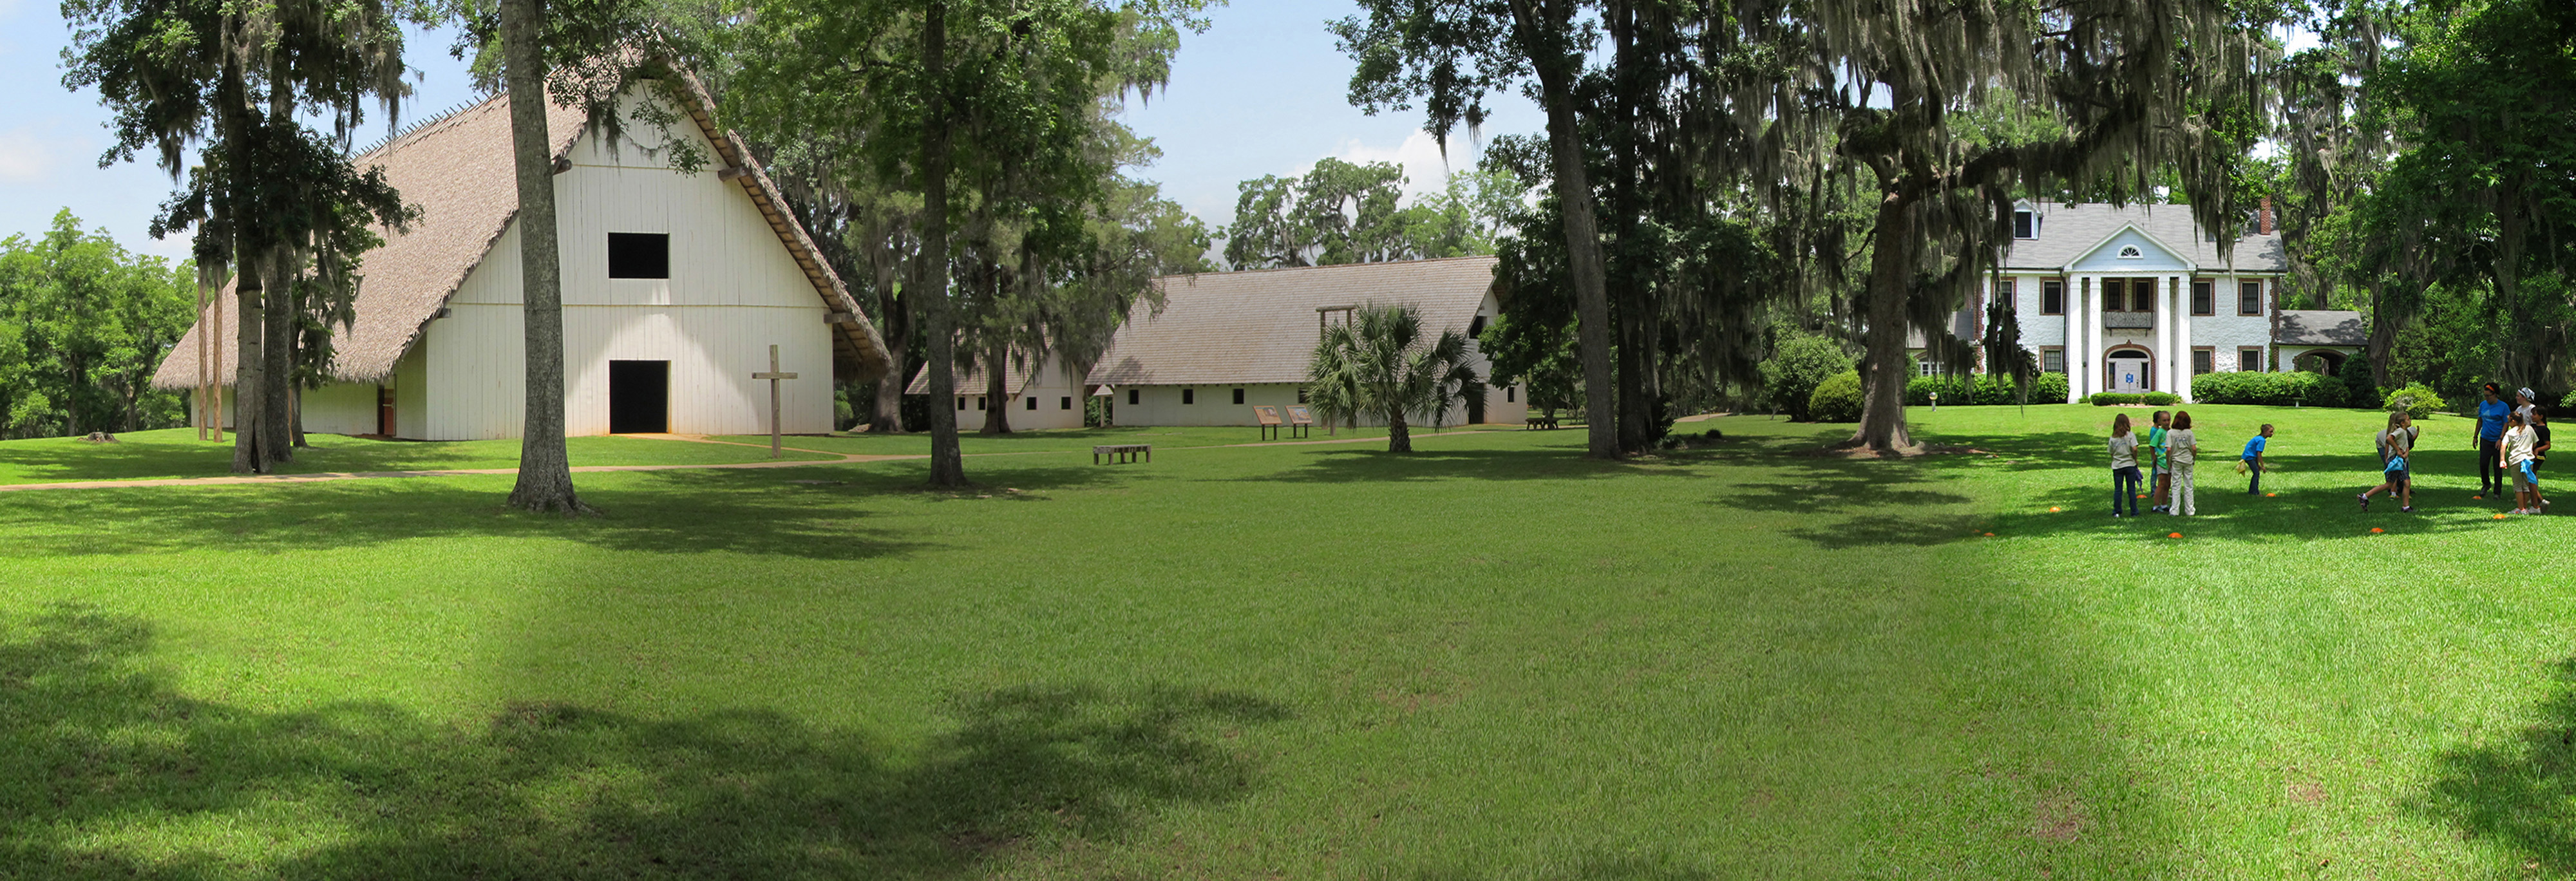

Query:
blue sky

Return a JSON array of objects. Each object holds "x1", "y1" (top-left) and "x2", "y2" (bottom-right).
[{"x1": 0, "y1": 1, "x2": 1544, "y2": 260}]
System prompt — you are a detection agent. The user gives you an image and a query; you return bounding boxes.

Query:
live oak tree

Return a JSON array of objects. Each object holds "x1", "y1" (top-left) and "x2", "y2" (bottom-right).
[
  {"x1": 1334, "y1": 0, "x2": 1620, "y2": 459},
  {"x1": 728, "y1": 0, "x2": 1208, "y2": 486},
  {"x1": 1222, "y1": 160, "x2": 1517, "y2": 270},
  {"x1": 64, "y1": 0, "x2": 412, "y2": 472},
  {"x1": 1719, "y1": 0, "x2": 2272, "y2": 453}
]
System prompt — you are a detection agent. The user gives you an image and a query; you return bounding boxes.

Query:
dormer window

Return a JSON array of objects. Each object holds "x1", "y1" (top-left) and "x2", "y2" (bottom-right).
[
  {"x1": 2117, "y1": 245, "x2": 2143, "y2": 259},
  {"x1": 2013, "y1": 209, "x2": 2036, "y2": 239}
]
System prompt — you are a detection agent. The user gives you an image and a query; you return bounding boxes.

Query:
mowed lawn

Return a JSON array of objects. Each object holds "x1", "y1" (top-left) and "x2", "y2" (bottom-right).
[{"x1": 0, "y1": 404, "x2": 2571, "y2": 878}]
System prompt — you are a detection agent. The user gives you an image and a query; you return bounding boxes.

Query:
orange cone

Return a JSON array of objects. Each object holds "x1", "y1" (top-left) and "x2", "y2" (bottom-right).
[{"x1": 2167, "y1": 532, "x2": 2183, "y2": 538}]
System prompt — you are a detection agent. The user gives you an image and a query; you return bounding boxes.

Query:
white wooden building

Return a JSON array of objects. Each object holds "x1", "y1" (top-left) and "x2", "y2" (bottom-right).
[
  {"x1": 1084, "y1": 256, "x2": 1527, "y2": 427},
  {"x1": 1912, "y1": 200, "x2": 2363, "y2": 402},
  {"x1": 151, "y1": 78, "x2": 893, "y2": 439},
  {"x1": 905, "y1": 355, "x2": 1090, "y2": 431}
]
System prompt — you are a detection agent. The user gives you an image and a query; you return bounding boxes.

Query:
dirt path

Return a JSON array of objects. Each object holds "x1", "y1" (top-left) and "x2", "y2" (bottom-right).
[{"x1": 0, "y1": 426, "x2": 1519, "y2": 493}]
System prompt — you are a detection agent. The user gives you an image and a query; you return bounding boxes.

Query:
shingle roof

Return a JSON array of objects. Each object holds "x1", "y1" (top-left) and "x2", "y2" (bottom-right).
[
  {"x1": 2277, "y1": 310, "x2": 2366, "y2": 346},
  {"x1": 1084, "y1": 256, "x2": 1498, "y2": 387},
  {"x1": 2003, "y1": 201, "x2": 2288, "y2": 272},
  {"x1": 151, "y1": 75, "x2": 891, "y2": 390}
]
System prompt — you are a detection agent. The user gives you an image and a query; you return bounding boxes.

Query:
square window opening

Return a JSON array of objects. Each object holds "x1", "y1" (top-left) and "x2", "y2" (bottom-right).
[
  {"x1": 607, "y1": 232, "x2": 670, "y2": 279},
  {"x1": 1182, "y1": 388, "x2": 1195, "y2": 405},
  {"x1": 1025, "y1": 396, "x2": 1037, "y2": 411},
  {"x1": 2192, "y1": 350, "x2": 2214, "y2": 375},
  {"x1": 1060, "y1": 396, "x2": 1073, "y2": 410},
  {"x1": 1231, "y1": 388, "x2": 1245, "y2": 405},
  {"x1": 2239, "y1": 348, "x2": 2262, "y2": 372},
  {"x1": 2041, "y1": 280, "x2": 2065, "y2": 316},
  {"x1": 2014, "y1": 210, "x2": 2036, "y2": 239},
  {"x1": 1127, "y1": 389, "x2": 1139, "y2": 406},
  {"x1": 2042, "y1": 348, "x2": 2065, "y2": 374}
]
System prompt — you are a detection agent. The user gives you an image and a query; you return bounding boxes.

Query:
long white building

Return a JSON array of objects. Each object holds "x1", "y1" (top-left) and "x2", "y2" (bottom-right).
[
  {"x1": 1926, "y1": 201, "x2": 2365, "y2": 402},
  {"x1": 153, "y1": 78, "x2": 893, "y2": 439}
]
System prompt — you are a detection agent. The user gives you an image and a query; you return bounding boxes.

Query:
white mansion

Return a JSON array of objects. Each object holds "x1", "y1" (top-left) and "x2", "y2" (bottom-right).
[{"x1": 1924, "y1": 200, "x2": 2365, "y2": 403}]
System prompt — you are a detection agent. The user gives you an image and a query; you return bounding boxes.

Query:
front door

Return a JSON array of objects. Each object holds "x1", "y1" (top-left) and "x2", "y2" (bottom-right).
[
  {"x1": 609, "y1": 360, "x2": 670, "y2": 433},
  {"x1": 2108, "y1": 357, "x2": 2149, "y2": 392}
]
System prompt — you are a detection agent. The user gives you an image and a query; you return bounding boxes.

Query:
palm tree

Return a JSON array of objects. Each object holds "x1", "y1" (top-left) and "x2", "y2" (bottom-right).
[{"x1": 1307, "y1": 303, "x2": 1486, "y2": 453}]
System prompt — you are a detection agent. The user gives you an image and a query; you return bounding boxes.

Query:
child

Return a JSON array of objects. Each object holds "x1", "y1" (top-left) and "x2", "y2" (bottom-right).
[
  {"x1": 2108, "y1": 414, "x2": 2141, "y2": 517},
  {"x1": 2361, "y1": 411, "x2": 2418, "y2": 512},
  {"x1": 2504, "y1": 411, "x2": 2540, "y2": 514},
  {"x1": 2534, "y1": 410, "x2": 2552, "y2": 511},
  {"x1": 2148, "y1": 410, "x2": 2173, "y2": 513},
  {"x1": 2242, "y1": 424, "x2": 2273, "y2": 495},
  {"x1": 2166, "y1": 410, "x2": 2200, "y2": 516}
]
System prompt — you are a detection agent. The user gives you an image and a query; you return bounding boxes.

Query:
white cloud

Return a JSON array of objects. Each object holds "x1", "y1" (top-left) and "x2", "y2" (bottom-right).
[
  {"x1": 0, "y1": 128, "x2": 50, "y2": 183},
  {"x1": 1330, "y1": 129, "x2": 1475, "y2": 201}
]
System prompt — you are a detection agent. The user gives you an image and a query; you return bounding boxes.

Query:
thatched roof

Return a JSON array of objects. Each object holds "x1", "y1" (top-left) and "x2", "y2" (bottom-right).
[
  {"x1": 905, "y1": 359, "x2": 1035, "y2": 397},
  {"x1": 1084, "y1": 256, "x2": 1498, "y2": 387},
  {"x1": 151, "y1": 75, "x2": 891, "y2": 390}
]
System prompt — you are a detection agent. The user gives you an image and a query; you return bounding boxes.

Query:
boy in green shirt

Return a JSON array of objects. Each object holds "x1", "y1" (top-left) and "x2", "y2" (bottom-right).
[{"x1": 2148, "y1": 410, "x2": 2173, "y2": 513}]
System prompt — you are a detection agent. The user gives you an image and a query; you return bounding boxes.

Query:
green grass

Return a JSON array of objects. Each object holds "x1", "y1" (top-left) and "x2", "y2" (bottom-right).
[
  {"x1": 0, "y1": 429, "x2": 835, "y2": 485},
  {"x1": 0, "y1": 405, "x2": 2570, "y2": 878}
]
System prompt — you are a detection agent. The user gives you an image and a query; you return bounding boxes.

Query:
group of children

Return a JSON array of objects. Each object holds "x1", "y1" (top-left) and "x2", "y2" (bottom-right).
[{"x1": 2103, "y1": 382, "x2": 2556, "y2": 518}]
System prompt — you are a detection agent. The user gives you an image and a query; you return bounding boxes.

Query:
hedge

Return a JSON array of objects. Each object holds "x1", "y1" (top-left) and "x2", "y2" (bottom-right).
[
  {"x1": 2087, "y1": 392, "x2": 2180, "y2": 406},
  {"x1": 1905, "y1": 373, "x2": 2070, "y2": 406},
  {"x1": 2192, "y1": 370, "x2": 2385, "y2": 408}
]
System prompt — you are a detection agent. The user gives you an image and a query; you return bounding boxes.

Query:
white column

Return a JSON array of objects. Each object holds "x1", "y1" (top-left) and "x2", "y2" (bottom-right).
[
  {"x1": 2064, "y1": 276, "x2": 2081, "y2": 402},
  {"x1": 2081, "y1": 274, "x2": 2099, "y2": 399},
  {"x1": 2164, "y1": 278, "x2": 2183, "y2": 397},
  {"x1": 2177, "y1": 276, "x2": 2195, "y2": 403}
]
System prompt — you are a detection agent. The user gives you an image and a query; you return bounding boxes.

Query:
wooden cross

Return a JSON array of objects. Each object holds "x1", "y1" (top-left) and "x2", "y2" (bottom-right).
[{"x1": 752, "y1": 344, "x2": 798, "y2": 458}]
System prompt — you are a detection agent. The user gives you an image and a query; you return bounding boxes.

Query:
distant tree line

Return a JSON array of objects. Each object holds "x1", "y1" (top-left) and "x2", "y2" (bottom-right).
[{"x1": 0, "y1": 211, "x2": 197, "y2": 440}]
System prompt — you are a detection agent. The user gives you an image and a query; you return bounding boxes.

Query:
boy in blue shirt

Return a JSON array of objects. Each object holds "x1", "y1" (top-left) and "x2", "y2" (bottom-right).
[{"x1": 2242, "y1": 424, "x2": 2273, "y2": 494}]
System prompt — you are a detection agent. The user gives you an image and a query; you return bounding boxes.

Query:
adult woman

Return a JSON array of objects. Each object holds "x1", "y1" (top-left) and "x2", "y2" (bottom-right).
[{"x1": 2477, "y1": 383, "x2": 2511, "y2": 497}]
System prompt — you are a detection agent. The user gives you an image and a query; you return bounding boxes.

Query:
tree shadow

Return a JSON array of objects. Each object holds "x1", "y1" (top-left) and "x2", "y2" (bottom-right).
[
  {"x1": 0, "y1": 606, "x2": 1288, "y2": 879},
  {"x1": 2411, "y1": 658, "x2": 2576, "y2": 874},
  {"x1": 1240, "y1": 447, "x2": 1702, "y2": 484},
  {"x1": 0, "y1": 468, "x2": 942, "y2": 561}
]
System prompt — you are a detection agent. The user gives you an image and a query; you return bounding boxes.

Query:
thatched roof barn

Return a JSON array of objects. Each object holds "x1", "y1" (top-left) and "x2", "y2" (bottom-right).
[{"x1": 153, "y1": 76, "x2": 892, "y2": 440}]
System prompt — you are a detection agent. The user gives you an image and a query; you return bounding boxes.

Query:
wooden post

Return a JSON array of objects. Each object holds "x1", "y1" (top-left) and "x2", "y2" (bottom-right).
[{"x1": 752, "y1": 344, "x2": 799, "y2": 458}]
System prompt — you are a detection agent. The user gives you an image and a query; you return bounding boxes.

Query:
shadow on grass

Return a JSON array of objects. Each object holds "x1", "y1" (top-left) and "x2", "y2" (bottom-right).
[
  {"x1": 0, "y1": 606, "x2": 1287, "y2": 879},
  {"x1": 0, "y1": 468, "x2": 945, "y2": 560},
  {"x1": 2412, "y1": 658, "x2": 2576, "y2": 873},
  {"x1": 1241, "y1": 446, "x2": 1701, "y2": 484}
]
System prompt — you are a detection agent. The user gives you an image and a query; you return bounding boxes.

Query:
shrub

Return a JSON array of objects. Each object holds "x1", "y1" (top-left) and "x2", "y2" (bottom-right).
[
  {"x1": 1808, "y1": 370, "x2": 1864, "y2": 422},
  {"x1": 1762, "y1": 334, "x2": 1853, "y2": 421},
  {"x1": 2088, "y1": 392, "x2": 2143, "y2": 406},
  {"x1": 2385, "y1": 383, "x2": 2447, "y2": 420},
  {"x1": 2142, "y1": 392, "x2": 2179, "y2": 406},
  {"x1": 2193, "y1": 370, "x2": 2331, "y2": 406},
  {"x1": 2034, "y1": 372, "x2": 2069, "y2": 403}
]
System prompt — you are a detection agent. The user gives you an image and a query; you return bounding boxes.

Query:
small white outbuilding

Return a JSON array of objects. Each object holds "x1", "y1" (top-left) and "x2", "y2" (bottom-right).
[{"x1": 151, "y1": 78, "x2": 893, "y2": 440}]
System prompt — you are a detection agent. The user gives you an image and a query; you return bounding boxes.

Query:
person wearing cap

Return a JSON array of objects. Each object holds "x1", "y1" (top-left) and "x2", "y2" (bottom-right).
[
  {"x1": 2515, "y1": 386, "x2": 2541, "y2": 430},
  {"x1": 2476, "y1": 383, "x2": 2510, "y2": 497}
]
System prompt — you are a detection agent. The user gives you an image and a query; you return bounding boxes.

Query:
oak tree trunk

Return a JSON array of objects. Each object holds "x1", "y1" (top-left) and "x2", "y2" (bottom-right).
[
  {"x1": 499, "y1": 0, "x2": 589, "y2": 514},
  {"x1": 919, "y1": 1, "x2": 968, "y2": 488},
  {"x1": 260, "y1": 246, "x2": 296, "y2": 466},
  {"x1": 1852, "y1": 191, "x2": 1916, "y2": 453},
  {"x1": 868, "y1": 254, "x2": 909, "y2": 433},
  {"x1": 1510, "y1": 0, "x2": 1616, "y2": 460},
  {"x1": 979, "y1": 341, "x2": 1012, "y2": 434},
  {"x1": 231, "y1": 255, "x2": 267, "y2": 473}
]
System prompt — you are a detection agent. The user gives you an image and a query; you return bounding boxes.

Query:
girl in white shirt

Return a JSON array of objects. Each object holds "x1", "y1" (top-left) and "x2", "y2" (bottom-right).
[
  {"x1": 2108, "y1": 413, "x2": 2141, "y2": 517},
  {"x1": 2166, "y1": 410, "x2": 2201, "y2": 516},
  {"x1": 2504, "y1": 411, "x2": 2541, "y2": 514}
]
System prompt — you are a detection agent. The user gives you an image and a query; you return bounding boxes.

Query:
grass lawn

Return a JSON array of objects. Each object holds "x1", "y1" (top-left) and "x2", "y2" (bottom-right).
[
  {"x1": 0, "y1": 430, "x2": 835, "y2": 485},
  {"x1": 1, "y1": 404, "x2": 2570, "y2": 878}
]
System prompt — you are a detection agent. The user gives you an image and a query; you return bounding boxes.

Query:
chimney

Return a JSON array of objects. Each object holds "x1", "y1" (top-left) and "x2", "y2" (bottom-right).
[{"x1": 2259, "y1": 196, "x2": 2274, "y2": 236}]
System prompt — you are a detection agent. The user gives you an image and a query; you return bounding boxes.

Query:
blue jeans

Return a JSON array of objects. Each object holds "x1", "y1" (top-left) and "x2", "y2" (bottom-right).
[
  {"x1": 2244, "y1": 456, "x2": 2260, "y2": 493},
  {"x1": 2114, "y1": 466, "x2": 2142, "y2": 515}
]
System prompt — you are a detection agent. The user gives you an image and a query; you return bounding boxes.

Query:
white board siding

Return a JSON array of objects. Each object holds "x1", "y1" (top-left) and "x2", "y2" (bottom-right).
[
  {"x1": 301, "y1": 382, "x2": 379, "y2": 436},
  {"x1": 395, "y1": 95, "x2": 834, "y2": 440},
  {"x1": 1106, "y1": 382, "x2": 1524, "y2": 428}
]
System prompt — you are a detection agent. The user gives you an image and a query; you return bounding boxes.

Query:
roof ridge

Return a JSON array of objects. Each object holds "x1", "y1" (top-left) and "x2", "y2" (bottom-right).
[
  {"x1": 351, "y1": 93, "x2": 501, "y2": 160},
  {"x1": 1166, "y1": 254, "x2": 1497, "y2": 281}
]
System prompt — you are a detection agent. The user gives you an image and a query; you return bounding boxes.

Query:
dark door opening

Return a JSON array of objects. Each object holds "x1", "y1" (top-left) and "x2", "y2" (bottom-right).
[
  {"x1": 609, "y1": 360, "x2": 670, "y2": 433},
  {"x1": 378, "y1": 386, "x2": 397, "y2": 437}
]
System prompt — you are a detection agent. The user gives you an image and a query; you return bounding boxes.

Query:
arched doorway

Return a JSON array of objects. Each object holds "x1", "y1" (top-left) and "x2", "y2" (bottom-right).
[
  {"x1": 2294, "y1": 349, "x2": 2347, "y2": 377},
  {"x1": 2105, "y1": 345, "x2": 2154, "y2": 392}
]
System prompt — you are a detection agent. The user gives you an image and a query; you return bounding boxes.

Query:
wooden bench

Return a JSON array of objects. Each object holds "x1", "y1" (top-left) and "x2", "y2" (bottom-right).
[
  {"x1": 1525, "y1": 415, "x2": 1560, "y2": 430},
  {"x1": 1092, "y1": 443, "x2": 1151, "y2": 464},
  {"x1": 1285, "y1": 405, "x2": 1314, "y2": 439}
]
